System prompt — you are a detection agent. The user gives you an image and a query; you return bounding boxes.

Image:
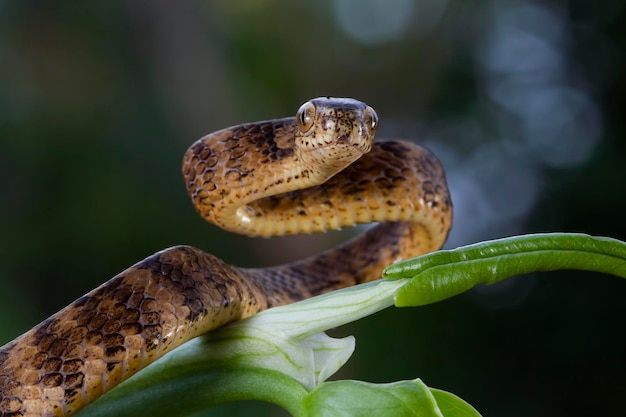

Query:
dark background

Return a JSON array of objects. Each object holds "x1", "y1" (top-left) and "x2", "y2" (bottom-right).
[{"x1": 1, "y1": 2, "x2": 624, "y2": 416}]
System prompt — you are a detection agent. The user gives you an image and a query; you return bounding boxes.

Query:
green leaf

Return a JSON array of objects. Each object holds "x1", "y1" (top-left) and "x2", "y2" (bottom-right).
[
  {"x1": 429, "y1": 389, "x2": 481, "y2": 417},
  {"x1": 304, "y1": 379, "x2": 480, "y2": 417},
  {"x1": 383, "y1": 233, "x2": 626, "y2": 306},
  {"x1": 83, "y1": 364, "x2": 309, "y2": 417}
]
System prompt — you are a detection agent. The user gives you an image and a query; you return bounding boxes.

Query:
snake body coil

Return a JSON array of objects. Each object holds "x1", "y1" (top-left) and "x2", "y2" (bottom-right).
[{"x1": 0, "y1": 97, "x2": 452, "y2": 416}]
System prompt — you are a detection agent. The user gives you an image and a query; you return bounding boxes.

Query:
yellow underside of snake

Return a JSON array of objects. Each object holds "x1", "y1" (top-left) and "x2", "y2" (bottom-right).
[{"x1": 0, "y1": 97, "x2": 452, "y2": 417}]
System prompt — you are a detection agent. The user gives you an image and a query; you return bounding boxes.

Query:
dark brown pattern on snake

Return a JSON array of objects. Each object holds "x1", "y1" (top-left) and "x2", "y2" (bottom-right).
[{"x1": 0, "y1": 97, "x2": 452, "y2": 416}]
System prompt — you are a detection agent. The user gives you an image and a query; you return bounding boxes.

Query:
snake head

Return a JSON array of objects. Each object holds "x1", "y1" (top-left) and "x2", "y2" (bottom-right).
[{"x1": 294, "y1": 97, "x2": 378, "y2": 178}]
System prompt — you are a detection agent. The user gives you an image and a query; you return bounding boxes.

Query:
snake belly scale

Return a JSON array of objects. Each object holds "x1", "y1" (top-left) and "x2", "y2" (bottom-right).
[{"x1": 0, "y1": 97, "x2": 452, "y2": 417}]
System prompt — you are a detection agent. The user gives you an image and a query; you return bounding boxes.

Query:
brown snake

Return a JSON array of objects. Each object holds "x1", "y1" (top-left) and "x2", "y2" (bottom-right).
[{"x1": 0, "y1": 97, "x2": 452, "y2": 416}]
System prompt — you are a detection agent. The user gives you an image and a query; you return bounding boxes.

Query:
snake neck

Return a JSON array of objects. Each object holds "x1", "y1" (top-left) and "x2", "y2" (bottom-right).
[{"x1": 181, "y1": 118, "x2": 369, "y2": 237}]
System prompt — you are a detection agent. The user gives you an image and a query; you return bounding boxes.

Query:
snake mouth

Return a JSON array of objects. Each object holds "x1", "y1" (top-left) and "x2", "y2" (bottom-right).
[
  {"x1": 337, "y1": 135, "x2": 350, "y2": 145},
  {"x1": 337, "y1": 134, "x2": 371, "y2": 155}
]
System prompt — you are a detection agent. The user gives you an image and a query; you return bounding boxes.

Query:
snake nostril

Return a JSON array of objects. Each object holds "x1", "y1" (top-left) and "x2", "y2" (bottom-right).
[{"x1": 337, "y1": 135, "x2": 350, "y2": 145}]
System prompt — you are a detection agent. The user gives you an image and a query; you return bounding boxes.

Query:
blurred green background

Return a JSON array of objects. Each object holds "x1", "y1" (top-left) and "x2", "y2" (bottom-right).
[{"x1": 1, "y1": 1, "x2": 625, "y2": 416}]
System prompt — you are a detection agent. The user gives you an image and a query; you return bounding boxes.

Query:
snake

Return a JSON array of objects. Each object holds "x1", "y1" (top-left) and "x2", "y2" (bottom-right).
[{"x1": 0, "y1": 97, "x2": 452, "y2": 417}]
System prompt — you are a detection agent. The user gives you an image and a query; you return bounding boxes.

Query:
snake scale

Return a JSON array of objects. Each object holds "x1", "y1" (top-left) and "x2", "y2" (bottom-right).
[{"x1": 0, "y1": 97, "x2": 452, "y2": 416}]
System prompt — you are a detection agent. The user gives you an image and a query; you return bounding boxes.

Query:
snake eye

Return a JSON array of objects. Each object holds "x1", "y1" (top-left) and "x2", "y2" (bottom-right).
[
  {"x1": 364, "y1": 106, "x2": 378, "y2": 133},
  {"x1": 296, "y1": 101, "x2": 316, "y2": 132}
]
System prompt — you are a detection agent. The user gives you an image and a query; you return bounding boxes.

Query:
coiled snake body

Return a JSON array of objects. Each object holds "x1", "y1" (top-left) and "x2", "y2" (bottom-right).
[{"x1": 0, "y1": 98, "x2": 452, "y2": 416}]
